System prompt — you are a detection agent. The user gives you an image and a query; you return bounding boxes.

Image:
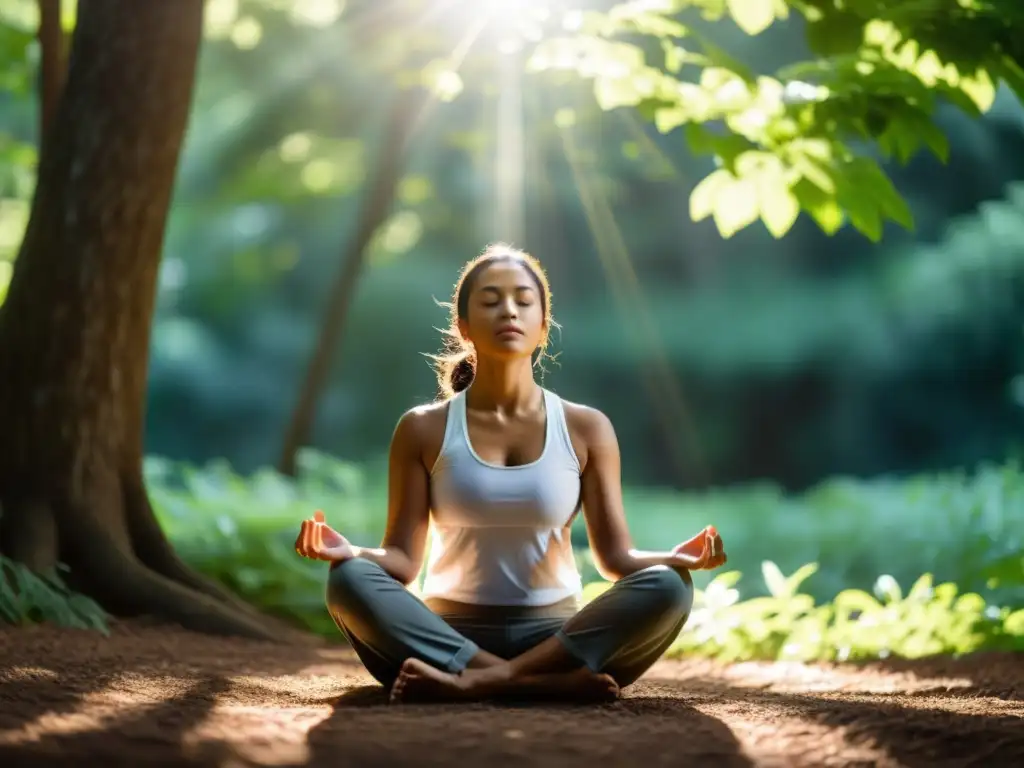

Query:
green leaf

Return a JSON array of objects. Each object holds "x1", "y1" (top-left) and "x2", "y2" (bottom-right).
[
  {"x1": 751, "y1": 159, "x2": 801, "y2": 238},
  {"x1": 713, "y1": 176, "x2": 760, "y2": 238},
  {"x1": 655, "y1": 107, "x2": 688, "y2": 133},
  {"x1": 725, "y1": 0, "x2": 777, "y2": 36},
  {"x1": 761, "y1": 560, "x2": 788, "y2": 597},
  {"x1": 785, "y1": 563, "x2": 819, "y2": 594},
  {"x1": 761, "y1": 190, "x2": 800, "y2": 238},
  {"x1": 844, "y1": 157, "x2": 914, "y2": 231},
  {"x1": 842, "y1": 189, "x2": 884, "y2": 241},
  {"x1": 916, "y1": 117, "x2": 950, "y2": 163},
  {"x1": 793, "y1": 179, "x2": 844, "y2": 235},
  {"x1": 958, "y1": 69, "x2": 996, "y2": 113},
  {"x1": 594, "y1": 76, "x2": 644, "y2": 110},
  {"x1": 689, "y1": 168, "x2": 732, "y2": 222}
]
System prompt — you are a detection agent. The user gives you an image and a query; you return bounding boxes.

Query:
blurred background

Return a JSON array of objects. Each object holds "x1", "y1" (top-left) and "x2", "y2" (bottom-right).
[{"x1": 1, "y1": 0, "x2": 1022, "y2": 654}]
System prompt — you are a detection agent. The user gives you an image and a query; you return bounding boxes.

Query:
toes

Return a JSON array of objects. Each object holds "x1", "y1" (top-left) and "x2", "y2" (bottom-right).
[{"x1": 390, "y1": 670, "x2": 411, "y2": 702}]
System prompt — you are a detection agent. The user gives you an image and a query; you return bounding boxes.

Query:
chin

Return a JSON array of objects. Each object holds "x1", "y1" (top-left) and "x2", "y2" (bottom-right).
[{"x1": 486, "y1": 340, "x2": 535, "y2": 359}]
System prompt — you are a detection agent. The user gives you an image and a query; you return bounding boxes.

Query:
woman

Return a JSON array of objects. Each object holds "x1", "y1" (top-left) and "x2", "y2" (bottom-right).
[{"x1": 294, "y1": 244, "x2": 727, "y2": 704}]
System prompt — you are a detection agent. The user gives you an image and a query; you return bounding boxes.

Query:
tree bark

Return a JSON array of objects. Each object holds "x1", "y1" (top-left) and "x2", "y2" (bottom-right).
[
  {"x1": 37, "y1": 0, "x2": 66, "y2": 151},
  {"x1": 277, "y1": 88, "x2": 428, "y2": 476},
  {"x1": 0, "y1": 0, "x2": 302, "y2": 642}
]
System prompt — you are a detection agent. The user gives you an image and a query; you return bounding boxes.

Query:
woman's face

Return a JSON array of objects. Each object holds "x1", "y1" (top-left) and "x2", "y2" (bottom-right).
[{"x1": 459, "y1": 259, "x2": 546, "y2": 361}]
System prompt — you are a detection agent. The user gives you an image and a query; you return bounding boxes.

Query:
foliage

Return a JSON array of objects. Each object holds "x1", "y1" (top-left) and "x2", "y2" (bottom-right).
[
  {"x1": 527, "y1": 0, "x2": 1024, "y2": 241},
  {"x1": 0, "y1": 556, "x2": 110, "y2": 634},
  {"x1": 661, "y1": 562, "x2": 1024, "y2": 662},
  {"x1": 144, "y1": 450, "x2": 384, "y2": 636},
  {"x1": 610, "y1": 461, "x2": 1024, "y2": 607}
]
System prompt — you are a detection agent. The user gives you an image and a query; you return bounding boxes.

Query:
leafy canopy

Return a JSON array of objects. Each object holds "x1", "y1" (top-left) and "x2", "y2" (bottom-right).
[
  {"x1": 2, "y1": 0, "x2": 1023, "y2": 270},
  {"x1": 522, "y1": 0, "x2": 1024, "y2": 241}
]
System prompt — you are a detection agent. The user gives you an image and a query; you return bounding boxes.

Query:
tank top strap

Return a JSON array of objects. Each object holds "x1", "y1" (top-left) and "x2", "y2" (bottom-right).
[
  {"x1": 543, "y1": 389, "x2": 581, "y2": 474},
  {"x1": 431, "y1": 391, "x2": 467, "y2": 474}
]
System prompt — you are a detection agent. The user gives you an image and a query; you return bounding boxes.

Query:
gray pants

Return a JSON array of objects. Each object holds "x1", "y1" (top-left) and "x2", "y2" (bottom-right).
[{"x1": 325, "y1": 557, "x2": 694, "y2": 690}]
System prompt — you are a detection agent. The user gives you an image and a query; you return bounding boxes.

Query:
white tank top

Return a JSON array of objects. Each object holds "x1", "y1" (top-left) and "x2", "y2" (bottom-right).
[{"x1": 420, "y1": 388, "x2": 584, "y2": 606}]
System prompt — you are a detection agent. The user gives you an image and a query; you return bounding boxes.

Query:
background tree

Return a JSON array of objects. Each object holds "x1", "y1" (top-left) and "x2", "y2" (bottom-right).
[{"x1": 0, "y1": 0, "x2": 291, "y2": 640}]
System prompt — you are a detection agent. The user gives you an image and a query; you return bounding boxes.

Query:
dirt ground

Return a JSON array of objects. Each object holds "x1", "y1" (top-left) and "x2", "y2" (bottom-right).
[{"x1": 1, "y1": 620, "x2": 1021, "y2": 768}]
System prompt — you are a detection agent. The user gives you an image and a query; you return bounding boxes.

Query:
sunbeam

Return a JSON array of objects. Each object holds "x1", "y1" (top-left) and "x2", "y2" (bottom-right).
[
  {"x1": 494, "y1": 55, "x2": 526, "y2": 242},
  {"x1": 546, "y1": 93, "x2": 709, "y2": 484}
]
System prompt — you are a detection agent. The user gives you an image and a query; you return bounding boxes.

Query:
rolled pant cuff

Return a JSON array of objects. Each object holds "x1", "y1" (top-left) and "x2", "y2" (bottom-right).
[
  {"x1": 445, "y1": 639, "x2": 481, "y2": 673},
  {"x1": 553, "y1": 630, "x2": 600, "y2": 673}
]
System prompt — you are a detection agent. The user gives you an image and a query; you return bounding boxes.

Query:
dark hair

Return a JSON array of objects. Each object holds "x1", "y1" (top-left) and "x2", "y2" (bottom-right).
[{"x1": 431, "y1": 243, "x2": 557, "y2": 400}]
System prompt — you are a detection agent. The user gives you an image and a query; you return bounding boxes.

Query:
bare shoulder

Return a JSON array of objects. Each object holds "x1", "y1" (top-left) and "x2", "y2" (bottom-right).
[
  {"x1": 559, "y1": 397, "x2": 618, "y2": 471},
  {"x1": 393, "y1": 399, "x2": 450, "y2": 469}
]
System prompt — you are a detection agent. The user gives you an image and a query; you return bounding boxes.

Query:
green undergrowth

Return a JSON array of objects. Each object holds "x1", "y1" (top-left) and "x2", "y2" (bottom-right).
[
  {"x1": 585, "y1": 561, "x2": 1024, "y2": 662},
  {"x1": 0, "y1": 555, "x2": 110, "y2": 634},
  {"x1": 3, "y1": 451, "x2": 1023, "y2": 664}
]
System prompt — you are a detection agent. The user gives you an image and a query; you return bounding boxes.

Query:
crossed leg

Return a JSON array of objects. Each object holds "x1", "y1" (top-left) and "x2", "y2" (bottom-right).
[{"x1": 325, "y1": 557, "x2": 694, "y2": 704}]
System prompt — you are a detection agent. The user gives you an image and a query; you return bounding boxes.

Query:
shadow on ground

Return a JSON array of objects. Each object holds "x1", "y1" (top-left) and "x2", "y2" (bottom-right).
[{"x1": 1, "y1": 621, "x2": 1021, "y2": 767}]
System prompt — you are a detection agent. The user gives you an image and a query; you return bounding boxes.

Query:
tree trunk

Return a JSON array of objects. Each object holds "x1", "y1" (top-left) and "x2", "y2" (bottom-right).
[
  {"x1": 0, "y1": 0, "x2": 301, "y2": 642},
  {"x1": 278, "y1": 87, "x2": 428, "y2": 476},
  {"x1": 37, "y1": 0, "x2": 66, "y2": 150}
]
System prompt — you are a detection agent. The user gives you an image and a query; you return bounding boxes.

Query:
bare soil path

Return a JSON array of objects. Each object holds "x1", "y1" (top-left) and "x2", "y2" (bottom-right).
[{"x1": 1, "y1": 621, "x2": 1021, "y2": 767}]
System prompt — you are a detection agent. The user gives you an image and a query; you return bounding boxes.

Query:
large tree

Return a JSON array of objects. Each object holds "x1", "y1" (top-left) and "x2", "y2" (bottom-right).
[{"x1": 0, "y1": 0, "x2": 290, "y2": 640}]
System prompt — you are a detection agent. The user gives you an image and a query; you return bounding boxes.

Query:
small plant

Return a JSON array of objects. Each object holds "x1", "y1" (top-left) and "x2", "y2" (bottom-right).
[
  {"x1": 662, "y1": 561, "x2": 1024, "y2": 663},
  {"x1": 0, "y1": 556, "x2": 110, "y2": 634}
]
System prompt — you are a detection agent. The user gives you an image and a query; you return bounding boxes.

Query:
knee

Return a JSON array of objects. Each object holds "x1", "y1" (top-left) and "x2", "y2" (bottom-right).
[
  {"x1": 324, "y1": 557, "x2": 380, "y2": 615},
  {"x1": 633, "y1": 565, "x2": 694, "y2": 619}
]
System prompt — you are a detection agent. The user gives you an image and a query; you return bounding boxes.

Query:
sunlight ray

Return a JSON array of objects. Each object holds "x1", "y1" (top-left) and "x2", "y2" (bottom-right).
[
  {"x1": 494, "y1": 54, "x2": 526, "y2": 243},
  {"x1": 548, "y1": 96, "x2": 709, "y2": 484},
  {"x1": 613, "y1": 108, "x2": 687, "y2": 185},
  {"x1": 521, "y1": 85, "x2": 575, "y2": 300}
]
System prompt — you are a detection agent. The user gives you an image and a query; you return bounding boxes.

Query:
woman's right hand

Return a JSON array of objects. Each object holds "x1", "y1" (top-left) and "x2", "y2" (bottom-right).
[{"x1": 295, "y1": 510, "x2": 355, "y2": 563}]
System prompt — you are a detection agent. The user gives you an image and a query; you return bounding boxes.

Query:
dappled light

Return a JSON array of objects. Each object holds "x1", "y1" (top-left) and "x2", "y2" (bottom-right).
[{"x1": 1, "y1": 622, "x2": 1021, "y2": 766}]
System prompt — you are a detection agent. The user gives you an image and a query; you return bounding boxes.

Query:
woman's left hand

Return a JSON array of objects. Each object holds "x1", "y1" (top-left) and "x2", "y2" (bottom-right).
[{"x1": 670, "y1": 525, "x2": 727, "y2": 570}]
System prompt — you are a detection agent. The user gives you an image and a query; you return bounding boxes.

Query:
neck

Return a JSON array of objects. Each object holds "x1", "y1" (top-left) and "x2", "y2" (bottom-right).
[{"x1": 466, "y1": 357, "x2": 540, "y2": 412}]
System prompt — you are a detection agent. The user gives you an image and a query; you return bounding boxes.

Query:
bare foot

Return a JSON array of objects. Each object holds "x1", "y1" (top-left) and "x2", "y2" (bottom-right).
[
  {"x1": 389, "y1": 658, "x2": 620, "y2": 704},
  {"x1": 389, "y1": 658, "x2": 473, "y2": 704},
  {"x1": 532, "y1": 667, "x2": 621, "y2": 703}
]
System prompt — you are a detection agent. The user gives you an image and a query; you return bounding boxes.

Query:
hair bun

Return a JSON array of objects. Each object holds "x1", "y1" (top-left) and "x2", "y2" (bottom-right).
[{"x1": 450, "y1": 356, "x2": 475, "y2": 393}]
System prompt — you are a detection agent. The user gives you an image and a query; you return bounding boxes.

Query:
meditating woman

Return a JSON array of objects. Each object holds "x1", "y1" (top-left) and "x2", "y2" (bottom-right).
[{"x1": 294, "y1": 244, "x2": 727, "y2": 704}]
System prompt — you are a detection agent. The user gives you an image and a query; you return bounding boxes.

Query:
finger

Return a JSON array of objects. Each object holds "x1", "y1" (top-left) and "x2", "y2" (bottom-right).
[
  {"x1": 313, "y1": 522, "x2": 326, "y2": 559},
  {"x1": 296, "y1": 520, "x2": 309, "y2": 557},
  {"x1": 672, "y1": 551, "x2": 703, "y2": 568},
  {"x1": 676, "y1": 529, "x2": 707, "y2": 559},
  {"x1": 302, "y1": 519, "x2": 316, "y2": 558},
  {"x1": 314, "y1": 509, "x2": 325, "y2": 524}
]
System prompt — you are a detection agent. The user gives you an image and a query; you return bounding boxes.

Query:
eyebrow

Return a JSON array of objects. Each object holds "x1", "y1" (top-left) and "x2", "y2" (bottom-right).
[{"x1": 480, "y1": 285, "x2": 535, "y2": 294}]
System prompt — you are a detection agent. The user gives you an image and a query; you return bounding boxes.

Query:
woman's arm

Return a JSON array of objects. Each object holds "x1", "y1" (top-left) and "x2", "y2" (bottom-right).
[
  {"x1": 574, "y1": 406, "x2": 692, "y2": 581},
  {"x1": 349, "y1": 409, "x2": 432, "y2": 585}
]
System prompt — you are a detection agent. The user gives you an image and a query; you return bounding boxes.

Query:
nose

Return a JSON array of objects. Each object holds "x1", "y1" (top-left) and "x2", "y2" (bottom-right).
[{"x1": 500, "y1": 296, "x2": 518, "y2": 319}]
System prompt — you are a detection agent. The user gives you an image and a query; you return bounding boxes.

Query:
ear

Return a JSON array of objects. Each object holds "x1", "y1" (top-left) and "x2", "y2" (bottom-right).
[{"x1": 456, "y1": 317, "x2": 470, "y2": 342}]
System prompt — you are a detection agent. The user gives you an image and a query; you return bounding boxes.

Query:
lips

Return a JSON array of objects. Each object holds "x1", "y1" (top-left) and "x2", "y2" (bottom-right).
[{"x1": 496, "y1": 325, "x2": 524, "y2": 336}]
